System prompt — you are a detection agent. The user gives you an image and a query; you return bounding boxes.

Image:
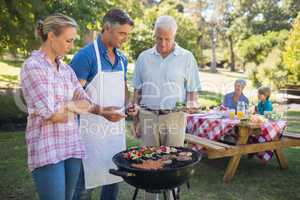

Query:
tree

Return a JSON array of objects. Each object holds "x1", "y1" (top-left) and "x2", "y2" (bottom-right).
[
  {"x1": 238, "y1": 30, "x2": 288, "y2": 65},
  {"x1": 0, "y1": 0, "x2": 47, "y2": 56},
  {"x1": 183, "y1": 0, "x2": 209, "y2": 68},
  {"x1": 128, "y1": 1, "x2": 202, "y2": 64},
  {"x1": 220, "y1": 0, "x2": 296, "y2": 72},
  {"x1": 200, "y1": 0, "x2": 228, "y2": 73},
  {"x1": 0, "y1": 0, "x2": 143, "y2": 56},
  {"x1": 283, "y1": 0, "x2": 300, "y2": 18},
  {"x1": 283, "y1": 12, "x2": 300, "y2": 85}
]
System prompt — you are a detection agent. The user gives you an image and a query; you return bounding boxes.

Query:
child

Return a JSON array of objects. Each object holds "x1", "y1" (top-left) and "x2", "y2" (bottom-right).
[{"x1": 257, "y1": 86, "x2": 273, "y2": 115}]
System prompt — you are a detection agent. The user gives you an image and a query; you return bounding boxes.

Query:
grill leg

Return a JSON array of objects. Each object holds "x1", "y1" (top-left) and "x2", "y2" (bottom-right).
[
  {"x1": 172, "y1": 189, "x2": 177, "y2": 200},
  {"x1": 176, "y1": 187, "x2": 180, "y2": 199},
  {"x1": 186, "y1": 181, "x2": 191, "y2": 190},
  {"x1": 163, "y1": 191, "x2": 167, "y2": 200},
  {"x1": 132, "y1": 188, "x2": 139, "y2": 200}
]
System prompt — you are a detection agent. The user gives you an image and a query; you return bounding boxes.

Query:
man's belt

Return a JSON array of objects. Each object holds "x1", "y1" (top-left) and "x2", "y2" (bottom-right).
[{"x1": 143, "y1": 108, "x2": 175, "y2": 115}]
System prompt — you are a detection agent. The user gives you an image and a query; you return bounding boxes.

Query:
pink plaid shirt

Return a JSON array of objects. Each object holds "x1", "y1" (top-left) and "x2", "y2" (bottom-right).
[{"x1": 21, "y1": 50, "x2": 91, "y2": 171}]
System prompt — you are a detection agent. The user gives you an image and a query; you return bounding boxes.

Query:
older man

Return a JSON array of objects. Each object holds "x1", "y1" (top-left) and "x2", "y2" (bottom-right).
[
  {"x1": 132, "y1": 15, "x2": 201, "y2": 200},
  {"x1": 223, "y1": 79, "x2": 249, "y2": 110},
  {"x1": 133, "y1": 15, "x2": 201, "y2": 147}
]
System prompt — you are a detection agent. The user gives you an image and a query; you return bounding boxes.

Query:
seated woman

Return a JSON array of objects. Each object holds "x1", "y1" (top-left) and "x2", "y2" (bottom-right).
[
  {"x1": 257, "y1": 86, "x2": 273, "y2": 115},
  {"x1": 223, "y1": 79, "x2": 249, "y2": 110},
  {"x1": 221, "y1": 79, "x2": 249, "y2": 144}
]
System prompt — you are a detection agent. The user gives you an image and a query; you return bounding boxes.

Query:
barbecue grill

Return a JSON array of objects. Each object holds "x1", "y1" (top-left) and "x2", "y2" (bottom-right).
[{"x1": 109, "y1": 146, "x2": 201, "y2": 200}]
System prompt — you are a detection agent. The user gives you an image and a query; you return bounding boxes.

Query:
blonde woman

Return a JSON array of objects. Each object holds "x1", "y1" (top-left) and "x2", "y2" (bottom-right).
[{"x1": 20, "y1": 13, "x2": 125, "y2": 200}]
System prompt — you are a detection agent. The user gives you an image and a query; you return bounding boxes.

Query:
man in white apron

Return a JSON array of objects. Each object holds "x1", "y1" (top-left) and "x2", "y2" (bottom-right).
[{"x1": 70, "y1": 9, "x2": 137, "y2": 200}]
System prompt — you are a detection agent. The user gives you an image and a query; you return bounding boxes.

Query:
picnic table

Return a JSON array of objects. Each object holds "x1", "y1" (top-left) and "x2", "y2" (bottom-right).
[{"x1": 185, "y1": 112, "x2": 300, "y2": 182}]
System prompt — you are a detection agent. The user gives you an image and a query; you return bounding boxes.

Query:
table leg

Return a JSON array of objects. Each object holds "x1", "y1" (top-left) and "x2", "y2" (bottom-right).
[
  {"x1": 274, "y1": 148, "x2": 288, "y2": 169},
  {"x1": 223, "y1": 126, "x2": 250, "y2": 182},
  {"x1": 223, "y1": 155, "x2": 242, "y2": 182}
]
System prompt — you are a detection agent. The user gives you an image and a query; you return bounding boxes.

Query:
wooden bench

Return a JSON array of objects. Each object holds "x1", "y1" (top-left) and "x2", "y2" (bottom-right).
[
  {"x1": 279, "y1": 85, "x2": 300, "y2": 104},
  {"x1": 185, "y1": 128, "x2": 300, "y2": 182}
]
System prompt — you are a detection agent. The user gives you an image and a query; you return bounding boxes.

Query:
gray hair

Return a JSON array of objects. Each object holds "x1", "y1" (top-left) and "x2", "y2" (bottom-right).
[
  {"x1": 235, "y1": 79, "x2": 247, "y2": 87},
  {"x1": 154, "y1": 15, "x2": 177, "y2": 34}
]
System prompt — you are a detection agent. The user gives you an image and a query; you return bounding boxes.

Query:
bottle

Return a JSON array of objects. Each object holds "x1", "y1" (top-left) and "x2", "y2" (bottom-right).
[{"x1": 237, "y1": 101, "x2": 245, "y2": 120}]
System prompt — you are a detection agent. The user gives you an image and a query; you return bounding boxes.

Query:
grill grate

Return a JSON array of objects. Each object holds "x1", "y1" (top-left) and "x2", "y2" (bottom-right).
[{"x1": 113, "y1": 147, "x2": 200, "y2": 171}]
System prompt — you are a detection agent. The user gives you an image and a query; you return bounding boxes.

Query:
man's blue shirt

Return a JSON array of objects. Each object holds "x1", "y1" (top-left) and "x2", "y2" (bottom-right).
[{"x1": 70, "y1": 36, "x2": 128, "y2": 87}]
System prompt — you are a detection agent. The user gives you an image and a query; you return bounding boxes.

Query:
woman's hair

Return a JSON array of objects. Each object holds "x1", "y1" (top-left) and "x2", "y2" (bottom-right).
[
  {"x1": 258, "y1": 86, "x2": 271, "y2": 98},
  {"x1": 35, "y1": 13, "x2": 78, "y2": 42}
]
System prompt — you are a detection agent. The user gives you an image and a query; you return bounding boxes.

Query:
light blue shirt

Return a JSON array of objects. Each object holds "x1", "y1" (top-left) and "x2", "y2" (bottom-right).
[{"x1": 132, "y1": 44, "x2": 201, "y2": 109}]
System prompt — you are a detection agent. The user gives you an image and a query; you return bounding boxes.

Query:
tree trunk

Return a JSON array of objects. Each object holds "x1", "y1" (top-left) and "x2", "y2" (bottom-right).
[
  {"x1": 210, "y1": 26, "x2": 217, "y2": 73},
  {"x1": 229, "y1": 35, "x2": 235, "y2": 72},
  {"x1": 197, "y1": 35, "x2": 204, "y2": 68}
]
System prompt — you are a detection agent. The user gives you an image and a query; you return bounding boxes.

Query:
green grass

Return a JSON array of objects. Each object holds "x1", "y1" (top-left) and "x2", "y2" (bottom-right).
[
  {"x1": 1, "y1": 111, "x2": 300, "y2": 200},
  {"x1": 198, "y1": 91, "x2": 223, "y2": 108},
  {"x1": 1, "y1": 58, "x2": 300, "y2": 199},
  {"x1": 0, "y1": 59, "x2": 22, "y2": 87},
  {"x1": 286, "y1": 111, "x2": 300, "y2": 133},
  {"x1": 0, "y1": 59, "x2": 23, "y2": 68},
  {"x1": 0, "y1": 132, "x2": 38, "y2": 200}
]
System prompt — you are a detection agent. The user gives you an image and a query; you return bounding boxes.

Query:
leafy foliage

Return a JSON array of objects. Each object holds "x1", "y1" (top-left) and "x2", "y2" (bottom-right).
[
  {"x1": 255, "y1": 49, "x2": 287, "y2": 89},
  {"x1": 283, "y1": 12, "x2": 300, "y2": 85},
  {"x1": 242, "y1": 30, "x2": 289, "y2": 88},
  {"x1": 0, "y1": 0, "x2": 143, "y2": 56},
  {"x1": 238, "y1": 30, "x2": 288, "y2": 65},
  {"x1": 128, "y1": 3, "x2": 202, "y2": 62}
]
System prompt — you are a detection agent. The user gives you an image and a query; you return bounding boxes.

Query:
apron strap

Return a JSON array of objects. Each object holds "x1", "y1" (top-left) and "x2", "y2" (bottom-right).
[
  {"x1": 93, "y1": 39, "x2": 102, "y2": 72},
  {"x1": 94, "y1": 38, "x2": 125, "y2": 78},
  {"x1": 120, "y1": 58, "x2": 125, "y2": 72},
  {"x1": 93, "y1": 38, "x2": 104, "y2": 104}
]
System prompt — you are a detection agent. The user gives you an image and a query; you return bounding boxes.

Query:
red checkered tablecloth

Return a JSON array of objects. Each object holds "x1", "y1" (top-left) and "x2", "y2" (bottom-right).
[
  {"x1": 186, "y1": 115, "x2": 239, "y2": 140},
  {"x1": 250, "y1": 120, "x2": 287, "y2": 161},
  {"x1": 186, "y1": 114, "x2": 287, "y2": 162}
]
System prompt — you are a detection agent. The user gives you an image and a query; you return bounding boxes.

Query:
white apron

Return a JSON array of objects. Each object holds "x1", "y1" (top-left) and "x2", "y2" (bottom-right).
[{"x1": 80, "y1": 39, "x2": 126, "y2": 189}]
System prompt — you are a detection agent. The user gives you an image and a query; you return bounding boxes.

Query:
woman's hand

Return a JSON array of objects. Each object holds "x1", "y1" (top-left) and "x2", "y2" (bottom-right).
[
  {"x1": 72, "y1": 89, "x2": 82, "y2": 100},
  {"x1": 65, "y1": 100, "x2": 91, "y2": 114},
  {"x1": 48, "y1": 105, "x2": 75, "y2": 123}
]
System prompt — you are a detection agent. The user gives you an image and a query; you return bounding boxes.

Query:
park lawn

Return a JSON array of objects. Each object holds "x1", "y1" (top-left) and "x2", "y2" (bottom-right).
[
  {"x1": 1, "y1": 58, "x2": 299, "y2": 199},
  {"x1": 1, "y1": 110, "x2": 300, "y2": 200},
  {"x1": 0, "y1": 60, "x2": 22, "y2": 88}
]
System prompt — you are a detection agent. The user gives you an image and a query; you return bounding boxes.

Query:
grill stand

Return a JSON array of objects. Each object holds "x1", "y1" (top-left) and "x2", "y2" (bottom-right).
[{"x1": 132, "y1": 188, "x2": 178, "y2": 200}]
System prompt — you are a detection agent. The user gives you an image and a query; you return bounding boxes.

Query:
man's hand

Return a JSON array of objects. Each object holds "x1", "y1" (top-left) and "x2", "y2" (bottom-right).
[
  {"x1": 132, "y1": 117, "x2": 141, "y2": 138},
  {"x1": 184, "y1": 101, "x2": 199, "y2": 114},
  {"x1": 126, "y1": 103, "x2": 139, "y2": 117},
  {"x1": 183, "y1": 107, "x2": 200, "y2": 114},
  {"x1": 99, "y1": 106, "x2": 126, "y2": 122}
]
